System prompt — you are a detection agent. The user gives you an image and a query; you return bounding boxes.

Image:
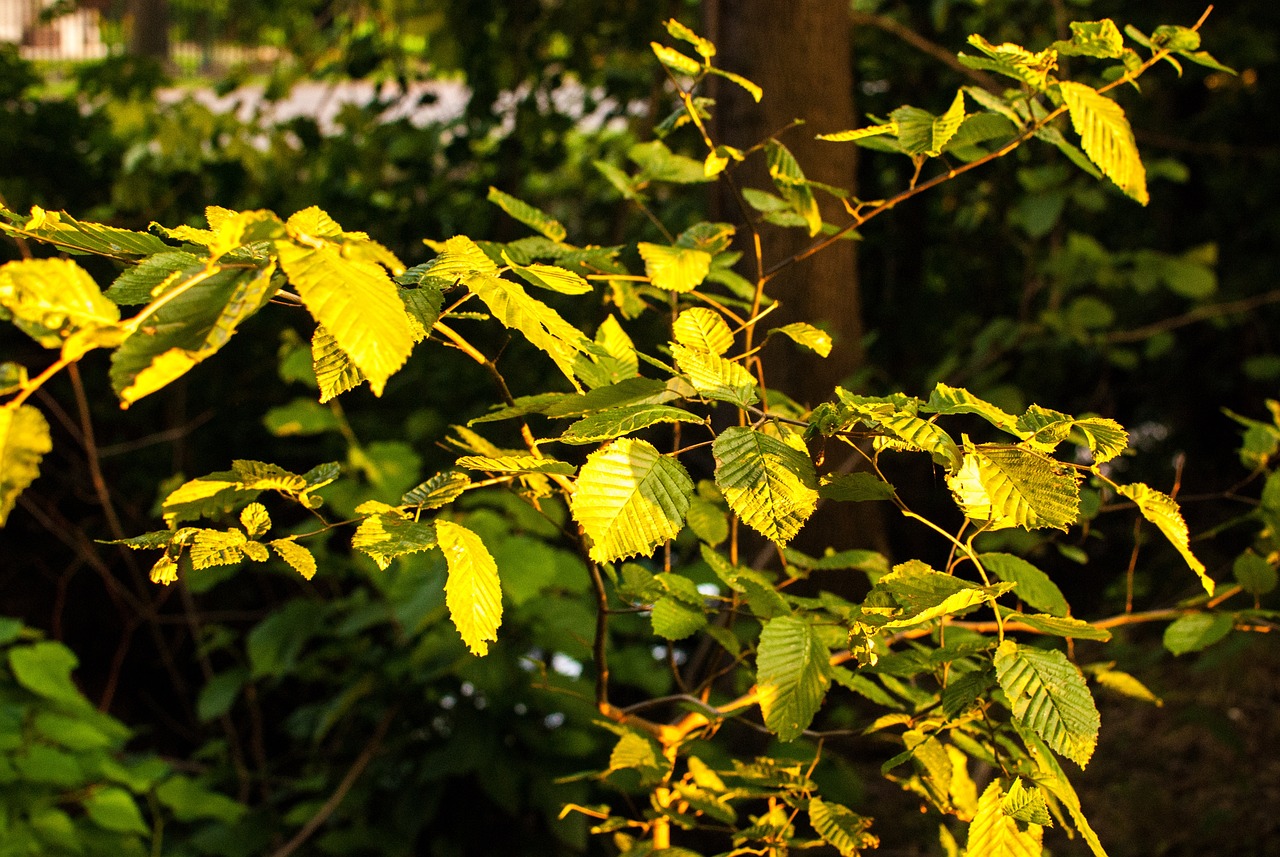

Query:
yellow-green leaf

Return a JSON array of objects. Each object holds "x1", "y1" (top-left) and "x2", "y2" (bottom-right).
[
  {"x1": 672, "y1": 344, "x2": 758, "y2": 407},
  {"x1": 311, "y1": 324, "x2": 366, "y2": 403},
  {"x1": 809, "y1": 798, "x2": 877, "y2": 856},
  {"x1": 0, "y1": 258, "x2": 120, "y2": 349},
  {"x1": 713, "y1": 427, "x2": 818, "y2": 546},
  {"x1": 437, "y1": 520, "x2": 503, "y2": 656},
  {"x1": 756, "y1": 615, "x2": 831, "y2": 741},
  {"x1": 674, "y1": 307, "x2": 734, "y2": 355},
  {"x1": 948, "y1": 446, "x2": 1081, "y2": 531},
  {"x1": 968, "y1": 781, "x2": 1044, "y2": 856},
  {"x1": 270, "y1": 538, "x2": 317, "y2": 580},
  {"x1": 351, "y1": 511, "x2": 437, "y2": 570},
  {"x1": 765, "y1": 140, "x2": 821, "y2": 236},
  {"x1": 1058, "y1": 80, "x2": 1148, "y2": 205},
  {"x1": 768, "y1": 322, "x2": 832, "y2": 357},
  {"x1": 0, "y1": 405, "x2": 52, "y2": 526},
  {"x1": 638, "y1": 242, "x2": 712, "y2": 293},
  {"x1": 1116, "y1": 482, "x2": 1210, "y2": 594},
  {"x1": 995, "y1": 640, "x2": 1100, "y2": 767},
  {"x1": 487, "y1": 187, "x2": 567, "y2": 242}
]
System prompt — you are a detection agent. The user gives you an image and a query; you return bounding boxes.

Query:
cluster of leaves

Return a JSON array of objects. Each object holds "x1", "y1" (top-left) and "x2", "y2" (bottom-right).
[{"x1": 2, "y1": 10, "x2": 1271, "y2": 857}]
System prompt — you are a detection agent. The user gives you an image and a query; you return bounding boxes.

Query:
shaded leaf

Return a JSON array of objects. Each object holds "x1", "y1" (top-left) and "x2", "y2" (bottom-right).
[
  {"x1": 818, "y1": 472, "x2": 896, "y2": 502},
  {"x1": 756, "y1": 615, "x2": 831, "y2": 741},
  {"x1": 765, "y1": 140, "x2": 821, "y2": 236},
  {"x1": 980, "y1": 553, "x2": 1068, "y2": 616},
  {"x1": 1162, "y1": 612, "x2": 1232, "y2": 656},
  {"x1": 651, "y1": 596, "x2": 707, "y2": 640},
  {"x1": 487, "y1": 186, "x2": 566, "y2": 242}
]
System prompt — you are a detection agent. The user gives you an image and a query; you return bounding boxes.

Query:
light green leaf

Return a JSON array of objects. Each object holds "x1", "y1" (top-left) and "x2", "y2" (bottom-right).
[
  {"x1": 756, "y1": 615, "x2": 831, "y2": 742},
  {"x1": 351, "y1": 511, "x2": 438, "y2": 570},
  {"x1": 270, "y1": 538, "x2": 317, "y2": 580},
  {"x1": 665, "y1": 18, "x2": 715, "y2": 58},
  {"x1": 713, "y1": 427, "x2": 818, "y2": 546},
  {"x1": 960, "y1": 36, "x2": 1058, "y2": 91},
  {"x1": 686, "y1": 496, "x2": 728, "y2": 546},
  {"x1": 240, "y1": 503, "x2": 271, "y2": 539},
  {"x1": 995, "y1": 640, "x2": 1100, "y2": 767},
  {"x1": 768, "y1": 322, "x2": 832, "y2": 357},
  {"x1": 948, "y1": 446, "x2": 1081, "y2": 531},
  {"x1": 1233, "y1": 550, "x2": 1278, "y2": 596},
  {"x1": 708, "y1": 66, "x2": 762, "y2": 101},
  {"x1": 8, "y1": 642, "x2": 87, "y2": 707},
  {"x1": 674, "y1": 307, "x2": 734, "y2": 355},
  {"x1": 923, "y1": 383, "x2": 1018, "y2": 431},
  {"x1": 875, "y1": 411, "x2": 962, "y2": 469},
  {"x1": 437, "y1": 520, "x2": 503, "y2": 656},
  {"x1": 1001, "y1": 777, "x2": 1054, "y2": 827},
  {"x1": 0, "y1": 362, "x2": 26, "y2": 396},
  {"x1": 1053, "y1": 19, "x2": 1125, "y2": 58},
  {"x1": 555, "y1": 404, "x2": 705, "y2": 445},
  {"x1": 421, "y1": 234, "x2": 498, "y2": 281},
  {"x1": 3, "y1": 205, "x2": 171, "y2": 259},
  {"x1": 487, "y1": 186, "x2": 567, "y2": 242},
  {"x1": 571, "y1": 438, "x2": 692, "y2": 562},
  {"x1": 454, "y1": 455, "x2": 576, "y2": 475},
  {"x1": 1000, "y1": 609, "x2": 1111, "y2": 641},
  {"x1": 507, "y1": 259, "x2": 591, "y2": 295},
  {"x1": 651, "y1": 596, "x2": 707, "y2": 640},
  {"x1": 873, "y1": 561, "x2": 1009, "y2": 628},
  {"x1": 574, "y1": 314, "x2": 638, "y2": 389},
  {"x1": 765, "y1": 140, "x2": 821, "y2": 236},
  {"x1": 1057, "y1": 80, "x2": 1147, "y2": 205},
  {"x1": 277, "y1": 239, "x2": 413, "y2": 397},
  {"x1": 818, "y1": 123, "x2": 898, "y2": 143},
  {"x1": 1162, "y1": 612, "x2": 1232, "y2": 656},
  {"x1": 808, "y1": 798, "x2": 877, "y2": 856},
  {"x1": 0, "y1": 405, "x2": 52, "y2": 526},
  {"x1": 0, "y1": 258, "x2": 121, "y2": 349},
  {"x1": 264, "y1": 397, "x2": 341, "y2": 436},
  {"x1": 608, "y1": 731, "x2": 668, "y2": 785},
  {"x1": 83, "y1": 786, "x2": 149, "y2": 834},
  {"x1": 818, "y1": 472, "x2": 895, "y2": 502},
  {"x1": 893, "y1": 90, "x2": 966, "y2": 157},
  {"x1": 1092, "y1": 667, "x2": 1162, "y2": 706},
  {"x1": 968, "y1": 781, "x2": 1044, "y2": 856},
  {"x1": 402, "y1": 470, "x2": 471, "y2": 509},
  {"x1": 638, "y1": 242, "x2": 712, "y2": 293},
  {"x1": 155, "y1": 775, "x2": 246, "y2": 824},
  {"x1": 190, "y1": 529, "x2": 247, "y2": 569},
  {"x1": 672, "y1": 344, "x2": 758, "y2": 407},
  {"x1": 1116, "y1": 483, "x2": 1210, "y2": 594},
  {"x1": 980, "y1": 553, "x2": 1068, "y2": 616},
  {"x1": 465, "y1": 272, "x2": 594, "y2": 390},
  {"x1": 311, "y1": 324, "x2": 366, "y2": 403},
  {"x1": 629, "y1": 140, "x2": 712, "y2": 185},
  {"x1": 1016, "y1": 727, "x2": 1109, "y2": 856}
]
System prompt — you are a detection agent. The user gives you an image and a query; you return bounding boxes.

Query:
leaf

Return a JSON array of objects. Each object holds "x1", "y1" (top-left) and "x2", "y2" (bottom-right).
[
  {"x1": 809, "y1": 798, "x2": 877, "y2": 856},
  {"x1": 1162, "y1": 612, "x2": 1233, "y2": 656},
  {"x1": 1092, "y1": 668, "x2": 1162, "y2": 706},
  {"x1": 311, "y1": 324, "x2": 366, "y2": 403},
  {"x1": 765, "y1": 140, "x2": 821, "y2": 236},
  {"x1": 947, "y1": 446, "x2": 1081, "y2": 531},
  {"x1": 570, "y1": 438, "x2": 693, "y2": 563},
  {"x1": 960, "y1": 36, "x2": 1058, "y2": 91},
  {"x1": 818, "y1": 472, "x2": 895, "y2": 502},
  {"x1": 767, "y1": 322, "x2": 833, "y2": 358},
  {"x1": 1053, "y1": 19, "x2": 1125, "y2": 58},
  {"x1": 674, "y1": 307, "x2": 734, "y2": 354},
  {"x1": 111, "y1": 264, "x2": 278, "y2": 405},
  {"x1": 8, "y1": 642, "x2": 87, "y2": 707},
  {"x1": 247, "y1": 599, "x2": 324, "y2": 679},
  {"x1": 197, "y1": 668, "x2": 247, "y2": 721},
  {"x1": 270, "y1": 538, "x2": 317, "y2": 580},
  {"x1": 421, "y1": 234, "x2": 498, "y2": 282},
  {"x1": 994, "y1": 640, "x2": 1100, "y2": 767},
  {"x1": 980, "y1": 553, "x2": 1068, "y2": 616},
  {"x1": 465, "y1": 272, "x2": 594, "y2": 391},
  {"x1": 713, "y1": 427, "x2": 818, "y2": 546},
  {"x1": 84, "y1": 786, "x2": 149, "y2": 834},
  {"x1": 1001, "y1": 777, "x2": 1053, "y2": 826},
  {"x1": 190, "y1": 529, "x2": 248, "y2": 569},
  {"x1": 155, "y1": 776, "x2": 246, "y2": 824},
  {"x1": 638, "y1": 243, "x2": 712, "y2": 293},
  {"x1": 0, "y1": 405, "x2": 52, "y2": 526},
  {"x1": 686, "y1": 496, "x2": 728, "y2": 546},
  {"x1": 650, "y1": 42, "x2": 702, "y2": 75},
  {"x1": 0, "y1": 258, "x2": 121, "y2": 350},
  {"x1": 3, "y1": 206, "x2": 171, "y2": 259},
  {"x1": 1116, "y1": 483, "x2": 1210, "y2": 594},
  {"x1": 575, "y1": 314, "x2": 639, "y2": 389},
  {"x1": 968, "y1": 781, "x2": 1045, "y2": 856},
  {"x1": 507, "y1": 259, "x2": 592, "y2": 295},
  {"x1": 923, "y1": 383, "x2": 1018, "y2": 431},
  {"x1": 1233, "y1": 550, "x2": 1278, "y2": 596},
  {"x1": 486, "y1": 186, "x2": 566, "y2": 242},
  {"x1": 1000, "y1": 610, "x2": 1111, "y2": 641},
  {"x1": 629, "y1": 140, "x2": 712, "y2": 185},
  {"x1": 875, "y1": 411, "x2": 962, "y2": 469},
  {"x1": 608, "y1": 732, "x2": 668, "y2": 785},
  {"x1": 873, "y1": 561, "x2": 1008, "y2": 628},
  {"x1": 665, "y1": 18, "x2": 715, "y2": 58},
  {"x1": 756, "y1": 615, "x2": 832, "y2": 741},
  {"x1": 818, "y1": 123, "x2": 898, "y2": 143},
  {"x1": 672, "y1": 344, "x2": 758, "y2": 407},
  {"x1": 708, "y1": 66, "x2": 762, "y2": 102},
  {"x1": 1015, "y1": 727, "x2": 1109, "y2": 857},
  {"x1": 555, "y1": 404, "x2": 705, "y2": 445},
  {"x1": 436, "y1": 520, "x2": 503, "y2": 656},
  {"x1": 893, "y1": 90, "x2": 966, "y2": 157},
  {"x1": 454, "y1": 455, "x2": 576, "y2": 475},
  {"x1": 277, "y1": 239, "x2": 413, "y2": 397},
  {"x1": 402, "y1": 470, "x2": 471, "y2": 509},
  {"x1": 352, "y1": 511, "x2": 438, "y2": 570},
  {"x1": 651, "y1": 596, "x2": 707, "y2": 640},
  {"x1": 1057, "y1": 81, "x2": 1147, "y2": 205}
]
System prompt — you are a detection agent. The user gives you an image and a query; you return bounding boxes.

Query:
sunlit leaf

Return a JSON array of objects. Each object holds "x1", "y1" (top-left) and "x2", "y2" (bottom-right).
[
  {"x1": 809, "y1": 798, "x2": 878, "y2": 856},
  {"x1": 1116, "y1": 483, "x2": 1210, "y2": 594},
  {"x1": 1058, "y1": 81, "x2": 1148, "y2": 205},
  {"x1": 402, "y1": 470, "x2": 471, "y2": 509},
  {"x1": 638, "y1": 243, "x2": 712, "y2": 293},
  {"x1": 352, "y1": 510, "x2": 437, "y2": 570},
  {"x1": 487, "y1": 187, "x2": 566, "y2": 242},
  {"x1": 968, "y1": 781, "x2": 1044, "y2": 856},
  {"x1": 436, "y1": 520, "x2": 503, "y2": 656},
  {"x1": 0, "y1": 405, "x2": 52, "y2": 526},
  {"x1": 269, "y1": 537, "x2": 317, "y2": 580},
  {"x1": 2, "y1": 205, "x2": 170, "y2": 259},
  {"x1": 311, "y1": 324, "x2": 365, "y2": 403},
  {"x1": 768, "y1": 322, "x2": 832, "y2": 358},
  {"x1": 765, "y1": 140, "x2": 821, "y2": 236},
  {"x1": 995, "y1": 640, "x2": 1100, "y2": 767},
  {"x1": 674, "y1": 307, "x2": 734, "y2": 355},
  {"x1": 948, "y1": 446, "x2": 1081, "y2": 531},
  {"x1": 672, "y1": 344, "x2": 758, "y2": 407},
  {"x1": 714, "y1": 427, "x2": 818, "y2": 546},
  {"x1": 555, "y1": 404, "x2": 705, "y2": 445}
]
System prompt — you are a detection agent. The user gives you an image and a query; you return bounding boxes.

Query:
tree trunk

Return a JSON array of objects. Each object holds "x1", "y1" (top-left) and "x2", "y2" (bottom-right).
[{"x1": 127, "y1": 0, "x2": 169, "y2": 59}]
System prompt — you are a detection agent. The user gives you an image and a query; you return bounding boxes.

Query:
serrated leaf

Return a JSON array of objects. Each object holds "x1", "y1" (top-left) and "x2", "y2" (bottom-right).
[
  {"x1": 873, "y1": 561, "x2": 1008, "y2": 628},
  {"x1": 1162, "y1": 612, "x2": 1232, "y2": 655},
  {"x1": 629, "y1": 140, "x2": 712, "y2": 185},
  {"x1": 570, "y1": 438, "x2": 692, "y2": 562},
  {"x1": 270, "y1": 538, "x2": 317, "y2": 580},
  {"x1": 968, "y1": 781, "x2": 1044, "y2": 856},
  {"x1": 1058, "y1": 80, "x2": 1147, "y2": 205},
  {"x1": 608, "y1": 732, "x2": 668, "y2": 784},
  {"x1": 980, "y1": 553, "x2": 1068, "y2": 616},
  {"x1": 651, "y1": 596, "x2": 707, "y2": 640},
  {"x1": 437, "y1": 520, "x2": 503, "y2": 656},
  {"x1": 1092, "y1": 668, "x2": 1162, "y2": 706},
  {"x1": 242, "y1": 541, "x2": 270, "y2": 562},
  {"x1": 311, "y1": 324, "x2": 365, "y2": 402},
  {"x1": 961, "y1": 36, "x2": 1058, "y2": 91},
  {"x1": 994, "y1": 640, "x2": 1100, "y2": 767},
  {"x1": 818, "y1": 123, "x2": 898, "y2": 142},
  {"x1": 818, "y1": 472, "x2": 895, "y2": 502},
  {"x1": 1116, "y1": 483, "x2": 1210, "y2": 594},
  {"x1": 240, "y1": 503, "x2": 271, "y2": 539},
  {"x1": 352, "y1": 512, "x2": 437, "y2": 570},
  {"x1": 466, "y1": 272, "x2": 594, "y2": 390},
  {"x1": 1002, "y1": 777, "x2": 1054, "y2": 826},
  {"x1": 686, "y1": 496, "x2": 728, "y2": 546},
  {"x1": 190, "y1": 529, "x2": 248, "y2": 569},
  {"x1": 1016, "y1": 727, "x2": 1109, "y2": 857},
  {"x1": 1053, "y1": 19, "x2": 1125, "y2": 58},
  {"x1": 422, "y1": 234, "x2": 498, "y2": 282},
  {"x1": 161, "y1": 474, "x2": 260, "y2": 527},
  {"x1": 674, "y1": 307, "x2": 734, "y2": 354},
  {"x1": 403, "y1": 470, "x2": 471, "y2": 509},
  {"x1": 506, "y1": 259, "x2": 592, "y2": 295},
  {"x1": 665, "y1": 18, "x2": 714, "y2": 58},
  {"x1": 487, "y1": 187, "x2": 566, "y2": 242},
  {"x1": 809, "y1": 798, "x2": 877, "y2": 856},
  {"x1": 893, "y1": 90, "x2": 966, "y2": 156},
  {"x1": 714, "y1": 427, "x2": 818, "y2": 546},
  {"x1": 454, "y1": 455, "x2": 575, "y2": 475},
  {"x1": 923, "y1": 383, "x2": 1018, "y2": 431},
  {"x1": 948, "y1": 446, "x2": 1081, "y2": 531},
  {"x1": 765, "y1": 140, "x2": 821, "y2": 236},
  {"x1": 555, "y1": 404, "x2": 705, "y2": 445},
  {"x1": 638, "y1": 243, "x2": 712, "y2": 293},
  {"x1": 756, "y1": 615, "x2": 831, "y2": 742},
  {"x1": 768, "y1": 322, "x2": 832, "y2": 357},
  {"x1": 1001, "y1": 609, "x2": 1111, "y2": 641},
  {"x1": 875, "y1": 411, "x2": 961, "y2": 468},
  {"x1": 672, "y1": 344, "x2": 758, "y2": 407},
  {"x1": 3, "y1": 206, "x2": 171, "y2": 259},
  {"x1": 574, "y1": 314, "x2": 638, "y2": 389},
  {"x1": 0, "y1": 405, "x2": 52, "y2": 526},
  {"x1": 277, "y1": 238, "x2": 413, "y2": 397}
]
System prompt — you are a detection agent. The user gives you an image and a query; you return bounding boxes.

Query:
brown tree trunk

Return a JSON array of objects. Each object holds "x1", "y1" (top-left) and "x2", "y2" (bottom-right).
[{"x1": 127, "y1": 0, "x2": 169, "y2": 59}]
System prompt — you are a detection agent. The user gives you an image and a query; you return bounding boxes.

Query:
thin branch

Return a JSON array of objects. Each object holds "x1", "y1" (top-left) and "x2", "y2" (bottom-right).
[
  {"x1": 1103, "y1": 288, "x2": 1280, "y2": 344},
  {"x1": 849, "y1": 10, "x2": 1002, "y2": 93}
]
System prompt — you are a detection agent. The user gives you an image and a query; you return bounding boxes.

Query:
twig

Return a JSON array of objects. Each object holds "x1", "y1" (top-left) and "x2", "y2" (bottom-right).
[
  {"x1": 849, "y1": 10, "x2": 1003, "y2": 93},
  {"x1": 1103, "y1": 288, "x2": 1280, "y2": 344}
]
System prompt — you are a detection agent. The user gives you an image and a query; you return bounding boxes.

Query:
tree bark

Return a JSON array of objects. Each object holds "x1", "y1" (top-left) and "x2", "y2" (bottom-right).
[{"x1": 127, "y1": 0, "x2": 169, "y2": 59}]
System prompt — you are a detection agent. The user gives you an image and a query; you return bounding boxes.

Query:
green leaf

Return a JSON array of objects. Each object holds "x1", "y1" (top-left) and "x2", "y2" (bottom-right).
[
  {"x1": 3, "y1": 205, "x2": 171, "y2": 259},
  {"x1": 808, "y1": 798, "x2": 877, "y2": 856},
  {"x1": 665, "y1": 18, "x2": 715, "y2": 58},
  {"x1": 270, "y1": 538, "x2": 317, "y2": 580},
  {"x1": 197, "y1": 668, "x2": 247, "y2": 721},
  {"x1": 651, "y1": 596, "x2": 707, "y2": 640},
  {"x1": 1015, "y1": 727, "x2": 1108, "y2": 857},
  {"x1": 968, "y1": 781, "x2": 1045, "y2": 856},
  {"x1": 263, "y1": 397, "x2": 341, "y2": 436},
  {"x1": 1233, "y1": 550, "x2": 1278, "y2": 595},
  {"x1": 486, "y1": 186, "x2": 567, "y2": 242},
  {"x1": 0, "y1": 404, "x2": 52, "y2": 526},
  {"x1": 352, "y1": 510, "x2": 438, "y2": 570},
  {"x1": 437, "y1": 520, "x2": 503, "y2": 656},
  {"x1": 111, "y1": 264, "x2": 277, "y2": 405},
  {"x1": 8, "y1": 642, "x2": 88, "y2": 707},
  {"x1": 1091, "y1": 668, "x2": 1162, "y2": 706},
  {"x1": 674, "y1": 307, "x2": 734, "y2": 354},
  {"x1": 686, "y1": 495, "x2": 728, "y2": 546},
  {"x1": 768, "y1": 322, "x2": 832, "y2": 357},
  {"x1": 893, "y1": 90, "x2": 966, "y2": 157},
  {"x1": 672, "y1": 344, "x2": 758, "y2": 407},
  {"x1": 960, "y1": 36, "x2": 1058, "y2": 91},
  {"x1": 980, "y1": 553, "x2": 1068, "y2": 616},
  {"x1": 1057, "y1": 80, "x2": 1148, "y2": 205},
  {"x1": 247, "y1": 599, "x2": 324, "y2": 679},
  {"x1": 277, "y1": 238, "x2": 413, "y2": 397},
  {"x1": 156, "y1": 775, "x2": 246, "y2": 824},
  {"x1": 465, "y1": 272, "x2": 594, "y2": 390},
  {"x1": 83, "y1": 786, "x2": 149, "y2": 834},
  {"x1": 756, "y1": 615, "x2": 832, "y2": 741},
  {"x1": 638, "y1": 243, "x2": 712, "y2": 293},
  {"x1": 714, "y1": 427, "x2": 818, "y2": 546},
  {"x1": 1053, "y1": 19, "x2": 1125, "y2": 58},
  {"x1": 403, "y1": 470, "x2": 471, "y2": 509},
  {"x1": 570, "y1": 438, "x2": 693, "y2": 563},
  {"x1": 0, "y1": 362, "x2": 26, "y2": 396},
  {"x1": 555, "y1": 404, "x2": 705, "y2": 445},
  {"x1": 650, "y1": 42, "x2": 702, "y2": 75},
  {"x1": 608, "y1": 731, "x2": 668, "y2": 785},
  {"x1": 873, "y1": 561, "x2": 1008, "y2": 628},
  {"x1": 1162, "y1": 612, "x2": 1233, "y2": 656},
  {"x1": 947, "y1": 446, "x2": 1081, "y2": 531},
  {"x1": 1116, "y1": 483, "x2": 1210, "y2": 594},
  {"x1": 629, "y1": 140, "x2": 712, "y2": 185},
  {"x1": 506, "y1": 259, "x2": 592, "y2": 295},
  {"x1": 994, "y1": 640, "x2": 1100, "y2": 767},
  {"x1": 818, "y1": 472, "x2": 895, "y2": 502},
  {"x1": 1015, "y1": 406, "x2": 1128, "y2": 463},
  {"x1": 1000, "y1": 609, "x2": 1111, "y2": 641},
  {"x1": 923, "y1": 383, "x2": 1018, "y2": 431},
  {"x1": 1001, "y1": 777, "x2": 1054, "y2": 826},
  {"x1": 765, "y1": 140, "x2": 821, "y2": 236},
  {"x1": 874, "y1": 411, "x2": 962, "y2": 469}
]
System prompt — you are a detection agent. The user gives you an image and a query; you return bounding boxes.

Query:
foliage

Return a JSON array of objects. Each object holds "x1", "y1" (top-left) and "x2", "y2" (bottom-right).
[{"x1": 3, "y1": 6, "x2": 1277, "y2": 857}]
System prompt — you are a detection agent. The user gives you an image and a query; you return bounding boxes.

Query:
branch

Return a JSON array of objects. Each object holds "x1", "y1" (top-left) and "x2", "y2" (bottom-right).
[
  {"x1": 849, "y1": 10, "x2": 1003, "y2": 93},
  {"x1": 1103, "y1": 288, "x2": 1280, "y2": 344}
]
